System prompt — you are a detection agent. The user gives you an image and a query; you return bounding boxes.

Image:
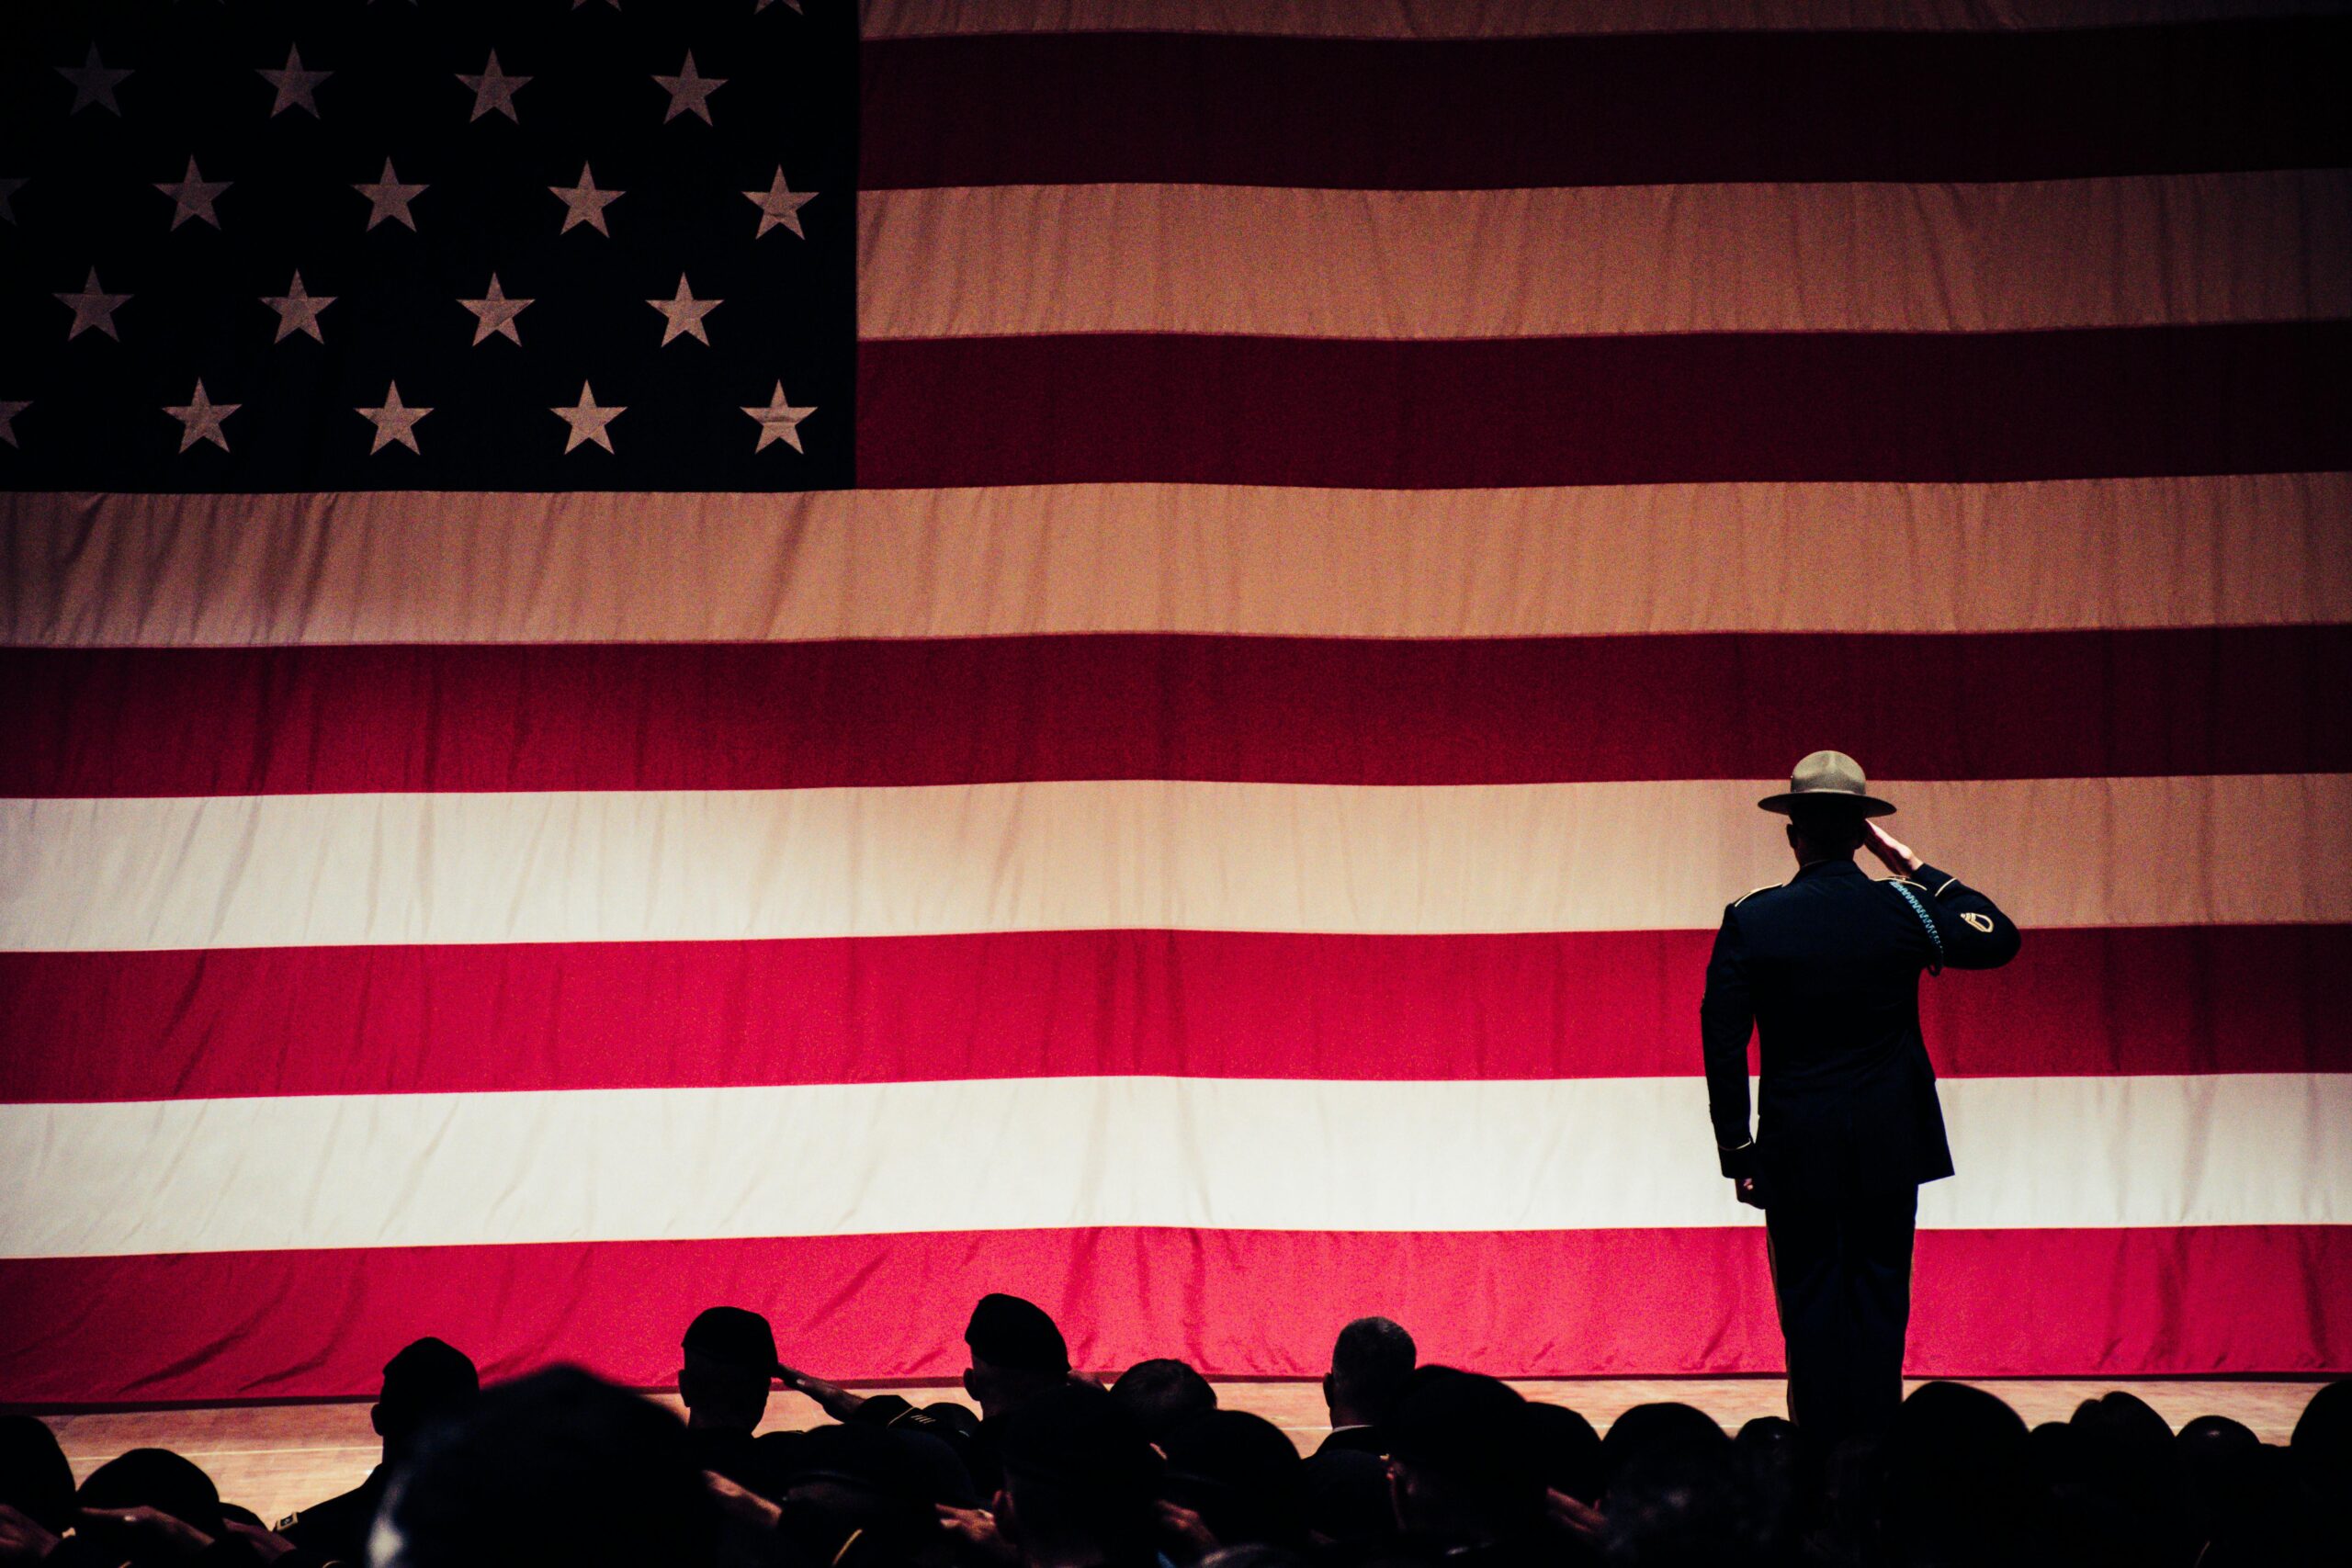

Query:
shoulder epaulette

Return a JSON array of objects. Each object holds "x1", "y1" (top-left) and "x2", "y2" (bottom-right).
[{"x1": 1730, "y1": 884, "x2": 1778, "y2": 908}]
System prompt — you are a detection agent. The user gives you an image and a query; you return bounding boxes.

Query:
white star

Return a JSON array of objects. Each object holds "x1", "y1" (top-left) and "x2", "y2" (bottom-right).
[
  {"x1": 259, "y1": 271, "x2": 335, "y2": 343},
  {"x1": 548, "y1": 162, "x2": 623, "y2": 235},
  {"x1": 652, "y1": 51, "x2": 724, "y2": 123},
  {"x1": 59, "y1": 45, "x2": 131, "y2": 116},
  {"x1": 0, "y1": 177, "x2": 24, "y2": 225},
  {"x1": 0, "y1": 400, "x2": 28, "y2": 449},
  {"x1": 742, "y1": 382, "x2": 816, "y2": 453},
  {"x1": 458, "y1": 274, "x2": 533, "y2": 345},
  {"x1": 354, "y1": 158, "x2": 427, "y2": 231},
  {"x1": 356, "y1": 382, "x2": 431, "y2": 455},
  {"x1": 164, "y1": 379, "x2": 240, "y2": 454},
  {"x1": 743, "y1": 168, "x2": 816, "y2": 240},
  {"x1": 457, "y1": 49, "x2": 530, "y2": 122},
  {"x1": 551, "y1": 382, "x2": 624, "y2": 454},
  {"x1": 648, "y1": 274, "x2": 721, "y2": 345},
  {"x1": 56, "y1": 268, "x2": 131, "y2": 341},
  {"x1": 258, "y1": 45, "x2": 330, "y2": 118},
  {"x1": 154, "y1": 157, "x2": 231, "y2": 231}
]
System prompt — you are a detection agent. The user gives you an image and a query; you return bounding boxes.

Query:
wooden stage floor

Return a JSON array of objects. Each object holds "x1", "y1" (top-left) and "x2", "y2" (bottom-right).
[{"x1": 39, "y1": 1377, "x2": 2328, "y2": 1528}]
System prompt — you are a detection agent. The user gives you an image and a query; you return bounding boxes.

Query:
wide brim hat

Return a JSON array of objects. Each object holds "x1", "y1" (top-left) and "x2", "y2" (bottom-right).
[{"x1": 1758, "y1": 750, "x2": 1896, "y2": 818}]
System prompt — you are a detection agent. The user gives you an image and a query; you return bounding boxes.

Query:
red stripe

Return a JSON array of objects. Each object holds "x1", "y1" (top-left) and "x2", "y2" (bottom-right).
[
  {"x1": 2, "y1": 1224, "x2": 2342, "y2": 1403},
  {"x1": 5, "y1": 926, "x2": 2342, "y2": 1103},
  {"x1": 860, "y1": 20, "x2": 2352, "y2": 188},
  {"x1": 11, "y1": 630, "x2": 2339, "y2": 798},
  {"x1": 854, "y1": 326, "x2": 2352, "y2": 490}
]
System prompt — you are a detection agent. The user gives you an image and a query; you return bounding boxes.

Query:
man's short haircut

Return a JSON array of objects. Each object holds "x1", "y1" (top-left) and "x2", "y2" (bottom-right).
[
  {"x1": 1385, "y1": 1368, "x2": 1541, "y2": 1506},
  {"x1": 683, "y1": 1305, "x2": 778, "y2": 1377},
  {"x1": 992, "y1": 1382, "x2": 1161, "y2": 1560},
  {"x1": 1525, "y1": 1402, "x2": 1603, "y2": 1505},
  {"x1": 1329, "y1": 1316, "x2": 1416, "y2": 1420},
  {"x1": 1110, "y1": 1358, "x2": 1217, "y2": 1441},
  {"x1": 1159, "y1": 1409, "x2": 1306, "y2": 1548},
  {"x1": 965, "y1": 1292, "x2": 1069, "y2": 1375},
  {"x1": 77, "y1": 1448, "x2": 226, "y2": 1539},
  {"x1": 1786, "y1": 801, "x2": 1867, "y2": 852},
  {"x1": 0, "y1": 1414, "x2": 78, "y2": 1536},
  {"x1": 379, "y1": 1337, "x2": 481, "y2": 1436},
  {"x1": 2291, "y1": 1377, "x2": 2351, "y2": 1480},
  {"x1": 1298, "y1": 1449, "x2": 1391, "y2": 1544},
  {"x1": 380, "y1": 1366, "x2": 715, "y2": 1568}
]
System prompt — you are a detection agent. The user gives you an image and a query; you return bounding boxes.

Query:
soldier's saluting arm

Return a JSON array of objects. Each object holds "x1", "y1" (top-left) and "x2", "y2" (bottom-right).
[{"x1": 1871, "y1": 820, "x2": 2022, "y2": 971}]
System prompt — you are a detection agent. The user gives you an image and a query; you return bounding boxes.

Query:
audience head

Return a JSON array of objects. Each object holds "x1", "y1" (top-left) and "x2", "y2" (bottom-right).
[
  {"x1": 375, "y1": 1365, "x2": 715, "y2": 1568},
  {"x1": 1111, "y1": 1357, "x2": 1217, "y2": 1442},
  {"x1": 1323, "y1": 1317, "x2": 1415, "y2": 1430},
  {"x1": 1883, "y1": 1381, "x2": 2037, "y2": 1558},
  {"x1": 2177, "y1": 1416, "x2": 2263, "y2": 1542},
  {"x1": 2196, "y1": 1438, "x2": 2330, "y2": 1567},
  {"x1": 678, "y1": 1304, "x2": 778, "y2": 1435},
  {"x1": 2070, "y1": 1390, "x2": 2180, "y2": 1485},
  {"x1": 1524, "y1": 1402, "x2": 1602, "y2": 1505},
  {"x1": 1159, "y1": 1409, "x2": 1305, "y2": 1551},
  {"x1": 1598, "y1": 1402, "x2": 1729, "y2": 1499},
  {"x1": 373, "y1": 1336, "x2": 481, "y2": 1465},
  {"x1": 0, "y1": 1415, "x2": 76, "y2": 1537},
  {"x1": 1731, "y1": 1416, "x2": 1809, "y2": 1559},
  {"x1": 1296, "y1": 1449, "x2": 1392, "y2": 1546},
  {"x1": 76, "y1": 1448, "x2": 226, "y2": 1554},
  {"x1": 2291, "y1": 1375, "x2": 2351, "y2": 1489},
  {"x1": 769, "y1": 1421, "x2": 959, "y2": 1568},
  {"x1": 2178, "y1": 1413, "x2": 2258, "y2": 1459},
  {"x1": 991, "y1": 1382, "x2": 1161, "y2": 1568},
  {"x1": 963, "y1": 1293, "x2": 1071, "y2": 1420},
  {"x1": 922, "y1": 1401, "x2": 983, "y2": 1440},
  {"x1": 2072, "y1": 1389, "x2": 2172, "y2": 1450},
  {"x1": 1600, "y1": 1436, "x2": 1762, "y2": 1568},
  {"x1": 1384, "y1": 1368, "x2": 1542, "y2": 1545}
]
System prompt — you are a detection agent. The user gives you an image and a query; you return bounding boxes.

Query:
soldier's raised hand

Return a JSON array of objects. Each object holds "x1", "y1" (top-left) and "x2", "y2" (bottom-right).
[{"x1": 1863, "y1": 820, "x2": 1922, "y2": 876}]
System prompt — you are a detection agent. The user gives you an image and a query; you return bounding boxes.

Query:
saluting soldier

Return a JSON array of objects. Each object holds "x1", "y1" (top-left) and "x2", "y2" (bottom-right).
[{"x1": 1701, "y1": 750, "x2": 2020, "y2": 1447}]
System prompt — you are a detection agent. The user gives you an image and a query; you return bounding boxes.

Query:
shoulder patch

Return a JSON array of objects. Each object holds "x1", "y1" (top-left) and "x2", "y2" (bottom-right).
[{"x1": 1960, "y1": 911, "x2": 1996, "y2": 933}]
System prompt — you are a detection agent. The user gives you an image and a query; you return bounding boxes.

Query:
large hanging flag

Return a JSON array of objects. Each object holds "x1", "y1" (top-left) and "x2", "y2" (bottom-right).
[{"x1": 2, "y1": 0, "x2": 2347, "y2": 1402}]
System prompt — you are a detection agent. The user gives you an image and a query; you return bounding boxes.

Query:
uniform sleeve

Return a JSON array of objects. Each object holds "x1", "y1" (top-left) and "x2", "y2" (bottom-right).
[
  {"x1": 1699, "y1": 905, "x2": 1758, "y2": 1177},
  {"x1": 1909, "y1": 863, "x2": 2022, "y2": 970}
]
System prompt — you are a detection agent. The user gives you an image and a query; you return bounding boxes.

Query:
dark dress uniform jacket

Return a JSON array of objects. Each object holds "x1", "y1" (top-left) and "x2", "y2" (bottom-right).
[{"x1": 1702, "y1": 858, "x2": 2020, "y2": 1201}]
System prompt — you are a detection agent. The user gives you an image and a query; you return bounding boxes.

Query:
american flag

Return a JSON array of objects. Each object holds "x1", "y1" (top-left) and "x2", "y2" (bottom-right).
[{"x1": 2, "y1": 0, "x2": 2347, "y2": 1403}]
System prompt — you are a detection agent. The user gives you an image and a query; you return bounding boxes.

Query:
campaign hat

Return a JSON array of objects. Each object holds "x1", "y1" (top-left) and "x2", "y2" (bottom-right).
[{"x1": 1758, "y1": 750, "x2": 1895, "y2": 818}]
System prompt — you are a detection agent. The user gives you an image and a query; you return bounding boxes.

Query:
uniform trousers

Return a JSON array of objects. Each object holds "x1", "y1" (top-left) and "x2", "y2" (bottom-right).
[{"x1": 1765, "y1": 1176, "x2": 1920, "y2": 1448}]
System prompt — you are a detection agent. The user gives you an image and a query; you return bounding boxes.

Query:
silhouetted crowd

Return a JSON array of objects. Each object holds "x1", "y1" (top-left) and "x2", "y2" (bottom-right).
[{"x1": 4, "y1": 1295, "x2": 2346, "y2": 1567}]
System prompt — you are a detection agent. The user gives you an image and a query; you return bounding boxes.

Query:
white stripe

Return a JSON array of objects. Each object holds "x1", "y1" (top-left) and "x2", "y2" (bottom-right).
[
  {"x1": 3, "y1": 776, "x2": 2343, "y2": 952},
  {"x1": 9, "y1": 476, "x2": 2346, "y2": 647},
  {"x1": 863, "y1": 1, "x2": 2347, "y2": 40},
  {"x1": 4, "y1": 1074, "x2": 2343, "y2": 1258},
  {"x1": 862, "y1": 175, "x2": 2352, "y2": 339}
]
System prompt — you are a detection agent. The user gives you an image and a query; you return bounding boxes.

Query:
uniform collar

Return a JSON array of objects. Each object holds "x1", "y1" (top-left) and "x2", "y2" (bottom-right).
[{"x1": 1792, "y1": 856, "x2": 1866, "y2": 881}]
